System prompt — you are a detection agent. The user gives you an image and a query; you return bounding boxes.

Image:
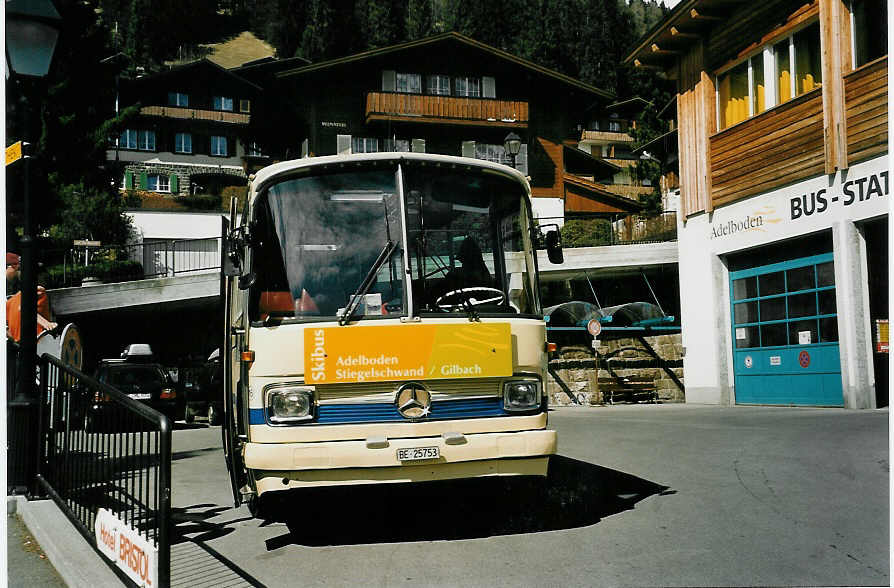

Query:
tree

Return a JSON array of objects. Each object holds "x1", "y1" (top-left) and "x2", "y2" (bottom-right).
[{"x1": 406, "y1": 0, "x2": 434, "y2": 40}]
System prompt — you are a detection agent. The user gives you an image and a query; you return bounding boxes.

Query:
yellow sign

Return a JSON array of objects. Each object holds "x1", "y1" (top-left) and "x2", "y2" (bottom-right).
[
  {"x1": 305, "y1": 323, "x2": 512, "y2": 384},
  {"x1": 5, "y1": 141, "x2": 23, "y2": 166}
]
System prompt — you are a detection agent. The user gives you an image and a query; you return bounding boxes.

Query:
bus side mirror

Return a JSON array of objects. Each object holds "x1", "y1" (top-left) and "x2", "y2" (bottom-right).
[
  {"x1": 223, "y1": 229, "x2": 241, "y2": 277},
  {"x1": 544, "y1": 227, "x2": 564, "y2": 264}
]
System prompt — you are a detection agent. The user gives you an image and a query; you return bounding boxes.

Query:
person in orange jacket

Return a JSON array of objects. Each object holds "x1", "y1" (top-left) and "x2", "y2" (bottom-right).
[{"x1": 6, "y1": 285, "x2": 58, "y2": 343}]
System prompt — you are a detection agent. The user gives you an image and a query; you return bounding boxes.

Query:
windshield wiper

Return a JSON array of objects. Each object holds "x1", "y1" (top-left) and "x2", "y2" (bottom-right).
[{"x1": 339, "y1": 240, "x2": 398, "y2": 325}]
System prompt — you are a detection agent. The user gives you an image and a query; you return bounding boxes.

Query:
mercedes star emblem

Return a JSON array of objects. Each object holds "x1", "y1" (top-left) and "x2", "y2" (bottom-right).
[{"x1": 395, "y1": 382, "x2": 432, "y2": 420}]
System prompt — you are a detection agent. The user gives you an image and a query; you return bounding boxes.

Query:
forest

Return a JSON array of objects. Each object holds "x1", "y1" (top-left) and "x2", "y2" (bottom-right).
[{"x1": 6, "y1": 0, "x2": 671, "y2": 255}]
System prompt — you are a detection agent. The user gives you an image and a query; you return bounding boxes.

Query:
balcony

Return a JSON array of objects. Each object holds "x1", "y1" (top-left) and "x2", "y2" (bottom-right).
[
  {"x1": 140, "y1": 105, "x2": 250, "y2": 125},
  {"x1": 365, "y1": 92, "x2": 528, "y2": 128}
]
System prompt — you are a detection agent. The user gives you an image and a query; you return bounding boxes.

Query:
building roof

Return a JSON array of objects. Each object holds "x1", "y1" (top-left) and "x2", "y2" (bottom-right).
[
  {"x1": 202, "y1": 31, "x2": 277, "y2": 69},
  {"x1": 277, "y1": 32, "x2": 614, "y2": 100},
  {"x1": 624, "y1": 0, "x2": 749, "y2": 69},
  {"x1": 128, "y1": 58, "x2": 263, "y2": 92}
]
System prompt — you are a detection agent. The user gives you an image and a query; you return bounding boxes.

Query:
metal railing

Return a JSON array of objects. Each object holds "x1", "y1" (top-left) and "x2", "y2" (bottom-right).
[
  {"x1": 538, "y1": 211, "x2": 677, "y2": 247},
  {"x1": 52, "y1": 236, "x2": 221, "y2": 288},
  {"x1": 35, "y1": 355, "x2": 172, "y2": 587}
]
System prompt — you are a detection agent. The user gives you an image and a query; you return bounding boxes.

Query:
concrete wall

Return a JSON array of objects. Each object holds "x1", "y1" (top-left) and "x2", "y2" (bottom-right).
[{"x1": 128, "y1": 210, "x2": 225, "y2": 241}]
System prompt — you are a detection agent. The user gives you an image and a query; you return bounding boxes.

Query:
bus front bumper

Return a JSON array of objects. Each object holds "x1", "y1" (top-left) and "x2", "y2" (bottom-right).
[{"x1": 244, "y1": 428, "x2": 557, "y2": 492}]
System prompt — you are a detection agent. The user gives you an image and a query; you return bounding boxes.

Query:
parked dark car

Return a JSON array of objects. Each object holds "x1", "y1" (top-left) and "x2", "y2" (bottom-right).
[
  {"x1": 87, "y1": 345, "x2": 183, "y2": 429},
  {"x1": 184, "y1": 349, "x2": 223, "y2": 426}
]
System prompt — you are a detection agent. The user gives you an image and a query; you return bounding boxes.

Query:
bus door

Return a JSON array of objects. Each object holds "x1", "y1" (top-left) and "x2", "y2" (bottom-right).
[{"x1": 222, "y1": 205, "x2": 248, "y2": 506}]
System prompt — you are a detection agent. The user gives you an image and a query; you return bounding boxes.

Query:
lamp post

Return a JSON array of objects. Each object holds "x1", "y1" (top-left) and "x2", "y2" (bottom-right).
[
  {"x1": 503, "y1": 132, "x2": 522, "y2": 170},
  {"x1": 6, "y1": 0, "x2": 61, "y2": 495}
]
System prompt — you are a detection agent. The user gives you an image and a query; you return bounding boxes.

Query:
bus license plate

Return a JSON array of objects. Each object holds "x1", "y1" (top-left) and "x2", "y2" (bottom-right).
[
  {"x1": 397, "y1": 446, "x2": 439, "y2": 462},
  {"x1": 128, "y1": 393, "x2": 151, "y2": 400}
]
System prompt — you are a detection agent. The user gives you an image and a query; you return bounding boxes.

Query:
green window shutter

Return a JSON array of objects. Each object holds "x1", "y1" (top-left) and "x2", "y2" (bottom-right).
[
  {"x1": 170, "y1": 174, "x2": 179, "y2": 194},
  {"x1": 124, "y1": 170, "x2": 134, "y2": 190},
  {"x1": 139, "y1": 172, "x2": 148, "y2": 189}
]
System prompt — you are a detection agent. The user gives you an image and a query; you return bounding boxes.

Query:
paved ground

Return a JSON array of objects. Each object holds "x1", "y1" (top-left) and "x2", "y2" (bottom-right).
[
  {"x1": 7, "y1": 513, "x2": 66, "y2": 587},
  {"x1": 165, "y1": 404, "x2": 890, "y2": 587},
  {"x1": 9, "y1": 404, "x2": 889, "y2": 587}
]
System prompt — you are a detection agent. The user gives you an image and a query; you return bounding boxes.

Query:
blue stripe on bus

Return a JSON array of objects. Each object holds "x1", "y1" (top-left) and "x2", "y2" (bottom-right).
[{"x1": 250, "y1": 397, "x2": 506, "y2": 426}]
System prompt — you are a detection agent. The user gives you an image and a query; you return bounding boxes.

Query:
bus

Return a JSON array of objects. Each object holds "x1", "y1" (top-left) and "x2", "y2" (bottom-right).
[{"x1": 221, "y1": 152, "x2": 564, "y2": 520}]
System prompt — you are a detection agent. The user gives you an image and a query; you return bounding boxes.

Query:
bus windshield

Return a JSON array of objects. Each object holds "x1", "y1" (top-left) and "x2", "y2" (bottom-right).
[{"x1": 248, "y1": 161, "x2": 538, "y2": 323}]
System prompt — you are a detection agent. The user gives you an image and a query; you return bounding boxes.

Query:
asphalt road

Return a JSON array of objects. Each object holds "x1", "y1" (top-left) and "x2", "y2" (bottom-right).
[{"x1": 168, "y1": 405, "x2": 889, "y2": 587}]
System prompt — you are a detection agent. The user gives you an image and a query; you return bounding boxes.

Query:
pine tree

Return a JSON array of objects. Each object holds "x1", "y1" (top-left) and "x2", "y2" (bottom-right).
[{"x1": 406, "y1": 0, "x2": 434, "y2": 40}]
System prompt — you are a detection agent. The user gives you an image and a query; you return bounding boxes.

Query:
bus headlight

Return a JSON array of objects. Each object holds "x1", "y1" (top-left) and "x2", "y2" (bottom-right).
[
  {"x1": 503, "y1": 380, "x2": 541, "y2": 412},
  {"x1": 267, "y1": 387, "x2": 314, "y2": 424}
]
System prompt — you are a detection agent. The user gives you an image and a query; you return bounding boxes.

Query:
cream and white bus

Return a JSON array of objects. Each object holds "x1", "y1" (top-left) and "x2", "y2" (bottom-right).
[{"x1": 221, "y1": 153, "x2": 563, "y2": 519}]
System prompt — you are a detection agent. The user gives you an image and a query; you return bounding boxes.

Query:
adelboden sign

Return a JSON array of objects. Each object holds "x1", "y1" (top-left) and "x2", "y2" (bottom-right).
[
  {"x1": 708, "y1": 155, "x2": 888, "y2": 247},
  {"x1": 304, "y1": 323, "x2": 512, "y2": 384}
]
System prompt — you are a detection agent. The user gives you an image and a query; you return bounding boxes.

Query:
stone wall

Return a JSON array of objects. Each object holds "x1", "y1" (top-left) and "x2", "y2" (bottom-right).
[
  {"x1": 125, "y1": 162, "x2": 246, "y2": 196},
  {"x1": 547, "y1": 333, "x2": 684, "y2": 406}
]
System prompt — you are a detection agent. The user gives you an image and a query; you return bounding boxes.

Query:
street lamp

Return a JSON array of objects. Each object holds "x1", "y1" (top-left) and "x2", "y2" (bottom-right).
[
  {"x1": 6, "y1": 0, "x2": 61, "y2": 496},
  {"x1": 503, "y1": 132, "x2": 522, "y2": 169}
]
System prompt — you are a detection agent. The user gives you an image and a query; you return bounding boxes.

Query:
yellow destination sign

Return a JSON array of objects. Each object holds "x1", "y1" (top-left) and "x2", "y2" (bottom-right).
[
  {"x1": 305, "y1": 323, "x2": 512, "y2": 384},
  {"x1": 5, "y1": 141, "x2": 23, "y2": 166}
]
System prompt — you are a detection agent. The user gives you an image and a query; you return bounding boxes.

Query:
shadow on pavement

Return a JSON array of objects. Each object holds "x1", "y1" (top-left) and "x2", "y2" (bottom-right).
[
  {"x1": 170, "y1": 504, "x2": 266, "y2": 587},
  {"x1": 266, "y1": 455, "x2": 671, "y2": 548}
]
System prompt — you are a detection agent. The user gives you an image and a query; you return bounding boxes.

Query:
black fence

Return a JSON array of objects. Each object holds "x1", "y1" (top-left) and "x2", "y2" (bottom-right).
[
  {"x1": 540, "y1": 212, "x2": 677, "y2": 247},
  {"x1": 35, "y1": 354, "x2": 172, "y2": 587}
]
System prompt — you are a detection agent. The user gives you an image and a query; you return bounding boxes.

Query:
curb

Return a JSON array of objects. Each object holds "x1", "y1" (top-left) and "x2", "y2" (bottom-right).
[{"x1": 8, "y1": 496, "x2": 124, "y2": 587}]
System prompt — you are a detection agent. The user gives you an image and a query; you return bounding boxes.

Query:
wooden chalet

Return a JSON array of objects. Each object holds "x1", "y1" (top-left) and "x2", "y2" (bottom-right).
[
  {"x1": 626, "y1": 0, "x2": 888, "y2": 409},
  {"x1": 274, "y1": 32, "x2": 645, "y2": 219}
]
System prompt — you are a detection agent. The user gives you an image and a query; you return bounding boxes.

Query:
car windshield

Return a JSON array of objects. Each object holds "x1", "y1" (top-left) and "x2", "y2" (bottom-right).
[
  {"x1": 248, "y1": 160, "x2": 539, "y2": 323},
  {"x1": 403, "y1": 164, "x2": 536, "y2": 315},
  {"x1": 250, "y1": 166, "x2": 403, "y2": 321},
  {"x1": 104, "y1": 365, "x2": 168, "y2": 394}
]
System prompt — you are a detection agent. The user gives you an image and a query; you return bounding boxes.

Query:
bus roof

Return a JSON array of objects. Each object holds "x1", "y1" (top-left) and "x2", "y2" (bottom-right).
[{"x1": 248, "y1": 152, "x2": 532, "y2": 205}]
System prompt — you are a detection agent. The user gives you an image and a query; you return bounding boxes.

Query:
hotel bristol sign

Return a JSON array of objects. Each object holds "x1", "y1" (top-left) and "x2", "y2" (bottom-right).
[
  {"x1": 709, "y1": 155, "x2": 888, "y2": 244},
  {"x1": 95, "y1": 508, "x2": 158, "y2": 587}
]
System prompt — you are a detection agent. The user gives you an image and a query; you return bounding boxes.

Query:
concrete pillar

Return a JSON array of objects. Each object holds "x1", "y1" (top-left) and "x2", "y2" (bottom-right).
[
  {"x1": 678, "y1": 214, "x2": 729, "y2": 404},
  {"x1": 832, "y1": 220, "x2": 876, "y2": 408}
]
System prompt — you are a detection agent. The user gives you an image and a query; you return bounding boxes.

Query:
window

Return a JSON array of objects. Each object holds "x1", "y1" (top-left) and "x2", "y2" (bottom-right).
[
  {"x1": 138, "y1": 130, "x2": 156, "y2": 151},
  {"x1": 175, "y1": 133, "x2": 192, "y2": 154},
  {"x1": 608, "y1": 120, "x2": 622, "y2": 132},
  {"x1": 247, "y1": 142, "x2": 265, "y2": 157},
  {"x1": 146, "y1": 174, "x2": 169, "y2": 193},
  {"x1": 213, "y1": 96, "x2": 234, "y2": 111},
  {"x1": 124, "y1": 130, "x2": 156, "y2": 151},
  {"x1": 426, "y1": 74, "x2": 450, "y2": 95},
  {"x1": 730, "y1": 254, "x2": 837, "y2": 349},
  {"x1": 122, "y1": 129, "x2": 138, "y2": 149},
  {"x1": 168, "y1": 92, "x2": 188, "y2": 107},
  {"x1": 240, "y1": 99, "x2": 251, "y2": 113},
  {"x1": 852, "y1": 0, "x2": 888, "y2": 67},
  {"x1": 475, "y1": 143, "x2": 511, "y2": 166},
  {"x1": 351, "y1": 137, "x2": 379, "y2": 153},
  {"x1": 396, "y1": 73, "x2": 421, "y2": 94},
  {"x1": 383, "y1": 138, "x2": 410, "y2": 152},
  {"x1": 211, "y1": 136, "x2": 228, "y2": 156},
  {"x1": 717, "y1": 21, "x2": 822, "y2": 130},
  {"x1": 454, "y1": 76, "x2": 481, "y2": 97}
]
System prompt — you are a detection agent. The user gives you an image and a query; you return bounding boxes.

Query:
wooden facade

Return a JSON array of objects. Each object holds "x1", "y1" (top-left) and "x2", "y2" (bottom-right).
[
  {"x1": 365, "y1": 92, "x2": 528, "y2": 128},
  {"x1": 626, "y1": 0, "x2": 887, "y2": 219},
  {"x1": 710, "y1": 89, "x2": 824, "y2": 206},
  {"x1": 845, "y1": 57, "x2": 888, "y2": 166}
]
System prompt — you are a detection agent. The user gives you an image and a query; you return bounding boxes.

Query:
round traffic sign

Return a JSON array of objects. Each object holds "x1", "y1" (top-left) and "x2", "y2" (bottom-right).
[
  {"x1": 587, "y1": 319, "x2": 602, "y2": 337},
  {"x1": 798, "y1": 350, "x2": 810, "y2": 368}
]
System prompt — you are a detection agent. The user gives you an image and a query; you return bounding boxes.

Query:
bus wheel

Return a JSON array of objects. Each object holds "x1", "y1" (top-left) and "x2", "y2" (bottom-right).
[{"x1": 184, "y1": 406, "x2": 195, "y2": 424}]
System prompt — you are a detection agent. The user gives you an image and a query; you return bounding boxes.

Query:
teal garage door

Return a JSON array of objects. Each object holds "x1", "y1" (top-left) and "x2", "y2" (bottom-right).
[{"x1": 730, "y1": 253, "x2": 843, "y2": 406}]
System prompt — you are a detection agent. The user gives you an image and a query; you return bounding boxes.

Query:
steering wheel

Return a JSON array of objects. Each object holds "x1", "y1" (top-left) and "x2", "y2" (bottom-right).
[{"x1": 435, "y1": 287, "x2": 506, "y2": 311}]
